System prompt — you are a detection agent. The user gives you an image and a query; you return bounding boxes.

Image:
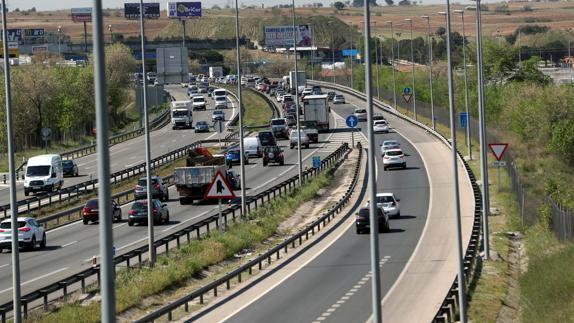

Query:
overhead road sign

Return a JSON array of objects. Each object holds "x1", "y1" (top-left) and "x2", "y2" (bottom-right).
[
  {"x1": 24, "y1": 28, "x2": 44, "y2": 37},
  {"x1": 204, "y1": 171, "x2": 236, "y2": 199},
  {"x1": 167, "y1": 2, "x2": 202, "y2": 18},
  {"x1": 124, "y1": 3, "x2": 160, "y2": 19},
  {"x1": 71, "y1": 7, "x2": 92, "y2": 23},
  {"x1": 488, "y1": 143, "x2": 508, "y2": 161},
  {"x1": 346, "y1": 115, "x2": 358, "y2": 128},
  {"x1": 342, "y1": 49, "x2": 358, "y2": 57},
  {"x1": 1, "y1": 29, "x2": 22, "y2": 42}
]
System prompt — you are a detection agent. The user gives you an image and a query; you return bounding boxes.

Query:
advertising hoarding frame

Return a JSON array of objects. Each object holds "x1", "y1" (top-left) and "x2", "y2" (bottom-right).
[
  {"x1": 124, "y1": 3, "x2": 161, "y2": 20},
  {"x1": 167, "y1": 2, "x2": 202, "y2": 19},
  {"x1": 264, "y1": 25, "x2": 312, "y2": 47},
  {"x1": 71, "y1": 7, "x2": 93, "y2": 23}
]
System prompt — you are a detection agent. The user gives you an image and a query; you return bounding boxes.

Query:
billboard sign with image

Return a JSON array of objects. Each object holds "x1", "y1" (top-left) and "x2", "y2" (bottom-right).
[
  {"x1": 71, "y1": 7, "x2": 92, "y2": 23},
  {"x1": 264, "y1": 25, "x2": 312, "y2": 47},
  {"x1": 124, "y1": 3, "x2": 161, "y2": 19},
  {"x1": 167, "y1": 2, "x2": 202, "y2": 18}
]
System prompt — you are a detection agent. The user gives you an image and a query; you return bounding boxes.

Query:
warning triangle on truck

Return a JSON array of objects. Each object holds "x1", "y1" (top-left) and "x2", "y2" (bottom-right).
[
  {"x1": 488, "y1": 143, "x2": 508, "y2": 161},
  {"x1": 204, "y1": 170, "x2": 236, "y2": 199}
]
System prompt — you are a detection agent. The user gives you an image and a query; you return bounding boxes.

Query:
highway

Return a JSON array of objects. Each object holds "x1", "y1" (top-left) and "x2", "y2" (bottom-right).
[
  {"x1": 0, "y1": 87, "x2": 354, "y2": 305},
  {"x1": 0, "y1": 85, "x2": 234, "y2": 208},
  {"x1": 192, "y1": 91, "x2": 475, "y2": 323}
]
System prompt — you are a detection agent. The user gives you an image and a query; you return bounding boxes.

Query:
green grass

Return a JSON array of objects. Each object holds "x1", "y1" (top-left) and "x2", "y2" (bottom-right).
[
  {"x1": 222, "y1": 85, "x2": 273, "y2": 127},
  {"x1": 32, "y1": 168, "x2": 333, "y2": 322}
]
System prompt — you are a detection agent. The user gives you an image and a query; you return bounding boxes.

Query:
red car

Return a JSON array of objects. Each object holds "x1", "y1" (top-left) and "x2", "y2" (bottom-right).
[{"x1": 82, "y1": 198, "x2": 122, "y2": 225}]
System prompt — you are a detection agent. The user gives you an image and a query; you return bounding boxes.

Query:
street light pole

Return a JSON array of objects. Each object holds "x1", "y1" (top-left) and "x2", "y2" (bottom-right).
[
  {"x1": 387, "y1": 21, "x2": 397, "y2": 110},
  {"x1": 445, "y1": 2, "x2": 468, "y2": 321},
  {"x1": 234, "y1": 0, "x2": 247, "y2": 216},
  {"x1": 2, "y1": 2, "x2": 22, "y2": 321},
  {"x1": 349, "y1": 21, "x2": 354, "y2": 89},
  {"x1": 455, "y1": 9, "x2": 472, "y2": 160},
  {"x1": 405, "y1": 18, "x2": 417, "y2": 120},
  {"x1": 421, "y1": 16, "x2": 436, "y2": 130},
  {"x1": 139, "y1": 0, "x2": 155, "y2": 266},
  {"x1": 363, "y1": 1, "x2": 382, "y2": 322},
  {"x1": 57, "y1": 25, "x2": 62, "y2": 57},
  {"x1": 292, "y1": 0, "x2": 303, "y2": 186},
  {"x1": 311, "y1": 23, "x2": 315, "y2": 81},
  {"x1": 374, "y1": 21, "x2": 381, "y2": 101},
  {"x1": 332, "y1": 28, "x2": 336, "y2": 84},
  {"x1": 472, "y1": 0, "x2": 491, "y2": 260},
  {"x1": 108, "y1": 24, "x2": 112, "y2": 44},
  {"x1": 518, "y1": 28, "x2": 522, "y2": 66}
]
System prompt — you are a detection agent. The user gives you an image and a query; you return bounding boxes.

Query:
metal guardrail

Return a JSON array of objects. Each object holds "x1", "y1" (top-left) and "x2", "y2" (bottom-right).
[
  {"x1": 0, "y1": 143, "x2": 350, "y2": 322},
  {"x1": 134, "y1": 142, "x2": 359, "y2": 322},
  {"x1": 308, "y1": 80, "x2": 482, "y2": 323}
]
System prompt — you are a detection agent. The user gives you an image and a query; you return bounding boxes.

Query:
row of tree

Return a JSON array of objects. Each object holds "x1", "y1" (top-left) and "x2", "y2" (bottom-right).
[{"x1": 0, "y1": 43, "x2": 136, "y2": 153}]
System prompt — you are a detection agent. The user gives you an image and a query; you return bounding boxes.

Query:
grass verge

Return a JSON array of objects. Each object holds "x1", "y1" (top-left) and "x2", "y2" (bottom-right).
[
  {"x1": 32, "y1": 168, "x2": 334, "y2": 322},
  {"x1": 221, "y1": 85, "x2": 273, "y2": 127}
]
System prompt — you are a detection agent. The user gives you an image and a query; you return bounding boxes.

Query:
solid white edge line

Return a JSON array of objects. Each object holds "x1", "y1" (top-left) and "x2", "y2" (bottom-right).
[{"x1": 0, "y1": 267, "x2": 70, "y2": 295}]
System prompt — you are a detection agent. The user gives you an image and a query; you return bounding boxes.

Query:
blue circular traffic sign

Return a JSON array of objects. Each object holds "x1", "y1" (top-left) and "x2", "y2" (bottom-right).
[
  {"x1": 403, "y1": 87, "x2": 412, "y2": 95},
  {"x1": 346, "y1": 115, "x2": 358, "y2": 128}
]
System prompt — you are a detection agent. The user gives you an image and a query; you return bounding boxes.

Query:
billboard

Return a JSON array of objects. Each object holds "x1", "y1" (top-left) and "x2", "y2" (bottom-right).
[
  {"x1": 0, "y1": 29, "x2": 22, "y2": 42},
  {"x1": 24, "y1": 28, "x2": 45, "y2": 37},
  {"x1": 264, "y1": 25, "x2": 312, "y2": 47},
  {"x1": 71, "y1": 7, "x2": 92, "y2": 23},
  {"x1": 167, "y1": 2, "x2": 202, "y2": 18},
  {"x1": 0, "y1": 42, "x2": 19, "y2": 58},
  {"x1": 342, "y1": 49, "x2": 358, "y2": 57},
  {"x1": 124, "y1": 3, "x2": 161, "y2": 19}
]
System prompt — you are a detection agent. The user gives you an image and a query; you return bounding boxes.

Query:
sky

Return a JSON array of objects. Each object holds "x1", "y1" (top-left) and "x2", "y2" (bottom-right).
[{"x1": 9, "y1": 0, "x2": 478, "y2": 11}]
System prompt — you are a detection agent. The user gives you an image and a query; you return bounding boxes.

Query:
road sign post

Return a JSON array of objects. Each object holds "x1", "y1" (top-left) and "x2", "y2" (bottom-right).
[
  {"x1": 402, "y1": 86, "x2": 412, "y2": 104},
  {"x1": 346, "y1": 115, "x2": 358, "y2": 148},
  {"x1": 41, "y1": 127, "x2": 51, "y2": 153},
  {"x1": 204, "y1": 171, "x2": 236, "y2": 232},
  {"x1": 459, "y1": 112, "x2": 468, "y2": 147},
  {"x1": 489, "y1": 143, "x2": 508, "y2": 192},
  {"x1": 312, "y1": 156, "x2": 320, "y2": 169},
  {"x1": 215, "y1": 120, "x2": 224, "y2": 148}
]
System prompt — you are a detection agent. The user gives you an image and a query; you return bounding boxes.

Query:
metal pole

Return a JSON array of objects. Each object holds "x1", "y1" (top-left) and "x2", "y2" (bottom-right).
[
  {"x1": 92, "y1": 1, "x2": 116, "y2": 321},
  {"x1": 569, "y1": 39, "x2": 572, "y2": 82},
  {"x1": 456, "y1": 10, "x2": 472, "y2": 160},
  {"x1": 350, "y1": 22, "x2": 354, "y2": 89},
  {"x1": 139, "y1": 0, "x2": 155, "y2": 266},
  {"x1": 406, "y1": 18, "x2": 417, "y2": 120},
  {"x1": 332, "y1": 29, "x2": 336, "y2": 84},
  {"x1": 182, "y1": 19, "x2": 186, "y2": 49},
  {"x1": 422, "y1": 16, "x2": 435, "y2": 130},
  {"x1": 374, "y1": 22, "x2": 380, "y2": 101},
  {"x1": 234, "y1": 0, "x2": 247, "y2": 216},
  {"x1": 474, "y1": 0, "x2": 491, "y2": 260},
  {"x1": 292, "y1": 0, "x2": 303, "y2": 185},
  {"x1": 83, "y1": 21, "x2": 88, "y2": 53},
  {"x1": 518, "y1": 29, "x2": 522, "y2": 66},
  {"x1": 218, "y1": 199, "x2": 223, "y2": 232},
  {"x1": 311, "y1": 24, "x2": 315, "y2": 81},
  {"x1": 2, "y1": 2, "x2": 22, "y2": 321},
  {"x1": 58, "y1": 26, "x2": 62, "y2": 56},
  {"x1": 108, "y1": 25, "x2": 112, "y2": 44},
  {"x1": 388, "y1": 21, "x2": 397, "y2": 110},
  {"x1": 445, "y1": 2, "x2": 468, "y2": 322},
  {"x1": 364, "y1": 2, "x2": 382, "y2": 323}
]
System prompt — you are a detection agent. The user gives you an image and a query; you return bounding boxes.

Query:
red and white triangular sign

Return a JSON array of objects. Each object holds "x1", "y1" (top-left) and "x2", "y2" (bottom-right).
[
  {"x1": 204, "y1": 170, "x2": 236, "y2": 199},
  {"x1": 488, "y1": 143, "x2": 508, "y2": 161}
]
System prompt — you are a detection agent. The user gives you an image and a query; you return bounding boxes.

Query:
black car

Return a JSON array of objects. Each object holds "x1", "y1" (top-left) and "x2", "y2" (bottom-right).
[
  {"x1": 327, "y1": 91, "x2": 336, "y2": 101},
  {"x1": 257, "y1": 131, "x2": 277, "y2": 147},
  {"x1": 355, "y1": 206, "x2": 390, "y2": 234},
  {"x1": 82, "y1": 198, "x2": 122, "y2": 225},
  {"x1": 128, "y1": 199, "x2": 169, "y2": 226},
  {"x1": 263, "y1": 146, "x2": 284, "y2": 166},
  {"x1": 62, "y1": 159, "x2": 79, "y2": 177}
]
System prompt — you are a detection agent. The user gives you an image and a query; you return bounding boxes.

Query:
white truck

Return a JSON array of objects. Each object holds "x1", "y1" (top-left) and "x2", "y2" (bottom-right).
[
  {"x1": 191, "y1": 95, "x2": 207, "y2": 111},
  {"x1": 289, "y1": 71, "x2": 306, "y2": 93},
  {"x1": 170, "y1": 100, "x2": 193, "y2": 130},
  {"x1": 302, "y1": 94, "x2": 330, "y2": 132},
  {"x1": 209, "y1": 66, "x2": 223, "y2": 79}
]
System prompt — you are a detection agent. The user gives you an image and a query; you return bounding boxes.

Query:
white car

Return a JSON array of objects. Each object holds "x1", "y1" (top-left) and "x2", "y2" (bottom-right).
[
  {"x1": 383, "y1": 148, "x2": 406, "y2": 170},
  {"x1": 214, "y1": 96, "x2": 228, "y2": 109},
  {"x1": 354, "y1": 108, "x2": 367, "y2": 121},
  {"x1": 380, "y1": 140, "x2": 401, "y2": 156},
  {"x1": 0, "y1": 217, "x2": 46, "y2": 251},
  {"x1": 373, "y1": 120, "x2": 389, "y2": 133},
  {"x1": 289, "y1": 129, "x2": 310, "y2": 149},
  {"x1": 332, "y1": 94, "x2": 346, "y2": 104},
  {"x1": 375, "y1": 193, "x2": 401, "y2": 218}
]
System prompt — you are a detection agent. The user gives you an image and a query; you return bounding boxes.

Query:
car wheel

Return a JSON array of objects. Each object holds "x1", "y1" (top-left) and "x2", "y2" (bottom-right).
[
  {"x1": 128, "y1": 221, "x2": 134, "y2": 227},
  {"x1": 40, "y1": 234, "x2": 46, "y2": 249},
  {"x1": 383, "y1": 167, "x2": 387, "y2": 171},
  {"x1": 24, "y1": 190, "x2": 29, "y2": 197},
  {"x1": 280, "y1": 161, "x2": 284, "y2": 166},
  {"x1": 305, "y1": 144, "x2": 309, "y2": 148},
  {"x1": 263, "y1": 162, "x2": 267, "y2": 167},
  {"x1": 165, "y1": 212, "x2": 170, "y2": 224},
  {"x1": 395, "y1": 211, "x2": 401, "y2": 219},
  {"x1": 29, "y1": 237, "x2": 36, "y2": 251},
  {"x1": 83, "y1": 219, "x2": 89, "y2": 225},
  {"x1": 356, "y1": 227, "x2": 362, "y2": 234},
  {"x1": 385, "y1": 221, "x2": 391, "y2": 232}
]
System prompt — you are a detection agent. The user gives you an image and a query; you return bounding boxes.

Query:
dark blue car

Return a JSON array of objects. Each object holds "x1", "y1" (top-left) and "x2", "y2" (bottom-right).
[{"x1": 225, "y1": 148, "x2": 248, "y2": 167}]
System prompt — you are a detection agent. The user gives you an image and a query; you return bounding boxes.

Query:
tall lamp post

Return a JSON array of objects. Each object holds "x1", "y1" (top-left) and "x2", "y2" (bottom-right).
[
  {"x1": 374, "y1": 21, "x2": 381, "y2": 100},
  {"x1": 348, "y1": 21, "x2": 354, "y2": 89},
  {"x1": 108, "y1": 24, "x2": 113, "y2": 44},
  {"x1": 387, "y1": 21, "x2": 397, "y2": 110},
  {"x1": 471, "y1": 0, "x2": 491, "y2": 261},
  {"x1": 421, "y1": 15, "x2": 436, "y2": 130},
  {"x1": 329, "y1": 21, "x2": 336, "y2": 84},
  {"x1": 57, "y1": 25, "x2": 62, "y2": 56},
  {"x1": 234, "y1": 0, "x2": 247, "y2": 216},
  {"x1": 444, "y1": 2, "x2": 468, "y2": 322},
  {"x1": 455, "y1": 9, "x2": 472, "y2": 160},
  {"x1": 405, "y1": 18, "x2": 417, "y2": 120},
  {"x1": 291, "y1": 0, "x2": 303, "y2": 185}
]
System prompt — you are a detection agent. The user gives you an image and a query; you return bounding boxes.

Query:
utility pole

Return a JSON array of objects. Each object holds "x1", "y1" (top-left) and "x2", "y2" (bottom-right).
[
  {"x1": 455, "y1": 9, "x2": 472, "y2": 160},
  {"x1": 348, "y1": 21, "x2": 354, "y2": 89},
  {"x1": 374, "y1": 21, "x2": 380, "y2": 101},
  {"x1": 57, "y1": 25, "x2": 62, "y2": 56},
  {"x1": 291, "y1": 0, "x2": 303, "y2": 185},
  {"x1": 421, "y1": 16, "x2": 436, "y2": 130},
  {"x1": 387, "y1": 21, "x2": 397, "y2": 110},
  {"x1": 234, "y1": 0, "x2": 247, "y2": 216},
  {"x1": 405, "y1": 18, "x2": 417, "y2": 120}
]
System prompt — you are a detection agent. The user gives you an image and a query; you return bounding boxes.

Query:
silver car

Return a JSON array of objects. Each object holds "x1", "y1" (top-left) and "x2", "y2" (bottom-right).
[
  {"x1": 333, "y1": 94, "x2": 346, "y2": 104},
  {"x1": 289, "y1": 129, "x2": 310, "y2": 149},
  {"x1": 375, "y1": 193, "x2": 401, "y2": 218},
  {"x1": 354, "y1": 108, "x2": 367, "y2": 121},
  {"x1": 383, "y1": 149, "x2": 406, "y2": 170},
  {"x1": 380, "y1": 140, "x2": 401, "y2": 156},
  {"x1": 0, "y1": 217, "x2": 46, "y2": 251}
]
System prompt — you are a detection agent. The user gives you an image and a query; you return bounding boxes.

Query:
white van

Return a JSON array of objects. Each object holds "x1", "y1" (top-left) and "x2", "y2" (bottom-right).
[
  {"x1": 24, "y1": 154, "x2": 64, "y2": 196},
  {"x1": 243, "y1": 137, "x2": 262, "y2": 157},
  {"x1": 170, "y1": 100, "x2": 193, "y2": 129},
  {"x1": 212, "y1": 89, "x2": 227, "y2": 100}
]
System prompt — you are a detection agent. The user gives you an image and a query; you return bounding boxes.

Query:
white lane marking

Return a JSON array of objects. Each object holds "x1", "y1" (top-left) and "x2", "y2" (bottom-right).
[
  {"x1": 46, "y1": 220, "x2": 82, "y2": 234},
  {"x1": 110, "y1": 147, "x2": 130, "y2": 156},
  {"x1": 0, "y1": 264, "x2": 9, "y2": 270},
  {"x1": 61, "y1": 240, "x2": 77, "y2": 248},
  {"x1": 125, "y1": 160, "x2": 144, "y2": 168},
  {"x1": 162, "y1": 211, "x2": 209, "y2": 232},
  {"x1": 0, "y1": 267, "x2": 69, "y2": 295},
  {"x1": 251, "y1": 177, "x2": 279, "y2": 192},
  {"x1": 113, "y1": 223, "x2": 127, "y2": 230},
  {"x1": 117, "y1": 237, "x2": 148, "y2": 252}
]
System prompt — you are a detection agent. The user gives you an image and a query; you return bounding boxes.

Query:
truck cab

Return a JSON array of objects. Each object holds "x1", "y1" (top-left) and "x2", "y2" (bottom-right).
[
  {"x1": 192, "y1": 96, "x2": 207, "y2": 111},
  {"x1": 171, "y1": 101, "x2": 193, "y2": 129}
]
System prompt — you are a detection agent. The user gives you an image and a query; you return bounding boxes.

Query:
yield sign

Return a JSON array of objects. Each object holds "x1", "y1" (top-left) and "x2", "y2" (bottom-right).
[
  {"x1": 204, "y1": 170, "x2": 236, "y2": 199},
  {"x1": 488, "y1": 143, "x2": 508, "y2": 161}
]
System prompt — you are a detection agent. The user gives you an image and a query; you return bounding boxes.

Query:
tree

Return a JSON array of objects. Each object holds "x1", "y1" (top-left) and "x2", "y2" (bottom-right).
[
  {"x1": 333, "y1": 1, "x2": 346, "y2": 10},
  {"x1": 510, "y1": 57, "x2": 551, "y2": 85},
  {"x1": 398, "y1": 0, "x2": 411, "y2": 6},
  {"x1": 104, "y1": 43, "x2": 136, "y2": 127},
  {"x1": 384, "y1": 0, "x2": 394, "y2": 5},
  {"x1": 351, "y1": 0, "x2": 378, "y2": 7}
]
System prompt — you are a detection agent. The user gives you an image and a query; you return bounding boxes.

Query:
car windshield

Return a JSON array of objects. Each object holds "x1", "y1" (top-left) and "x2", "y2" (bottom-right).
[
  {"x1": 216, "y1": 97, "x2": 226, "y2": 102},
  {"x1": 386, "y1": 150, "x2": 403, "y2": 156},
  {"x1": 173, "y1": 110, "x2": 188, "y2": 117},
  {"x1": 358, "y1": 208, "x2": 370, "y2": 217},
  {"x1": 137, "y1": 178, "x2": 158, "y2": 186},
  {"x1": 214, "y1": 111, "x2": 223, "y2": 115},
  {"x1": 131, "y1": 202, "x2": 148, "y2": 211},
  {"x1": 0, "y1": 221, "x2": 27, "y2": 229},
  {"x1": 26, "y1": 165, "x2": 51, "y2": 176},
  {"x1": 355, "y1": 109, "x2": 366, "y2": 114},
  {"x1": 86, "y1": 199, "x2": 99, "y2": 208},
  {"x1": 62, "y1": 160, "x2": 73, "y2": 166},
  {"x1": 376, "y1": 196, "x2": 394, "y2": 203},
  {"x1": 265, "y1": 146, "x2": 280, "y2": 153},
  {"x1": 271, "y1": 119, "x2": 285, "y2": 125},
  {"x1": 384, "y1": 141, "x2": 398, "y2": 146},
  {"x1": 193, "y1": 98, "x2": 204, "y2": 102},
  {"x1": 228, "y1": 150, "x2": 240, "y2": 155},
  {"x1": 375, "y1": 121, "x2": 387, "y2": 125},
  {"x1": 197, "y1": 121, "x2": 207, "y2": 126}
]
